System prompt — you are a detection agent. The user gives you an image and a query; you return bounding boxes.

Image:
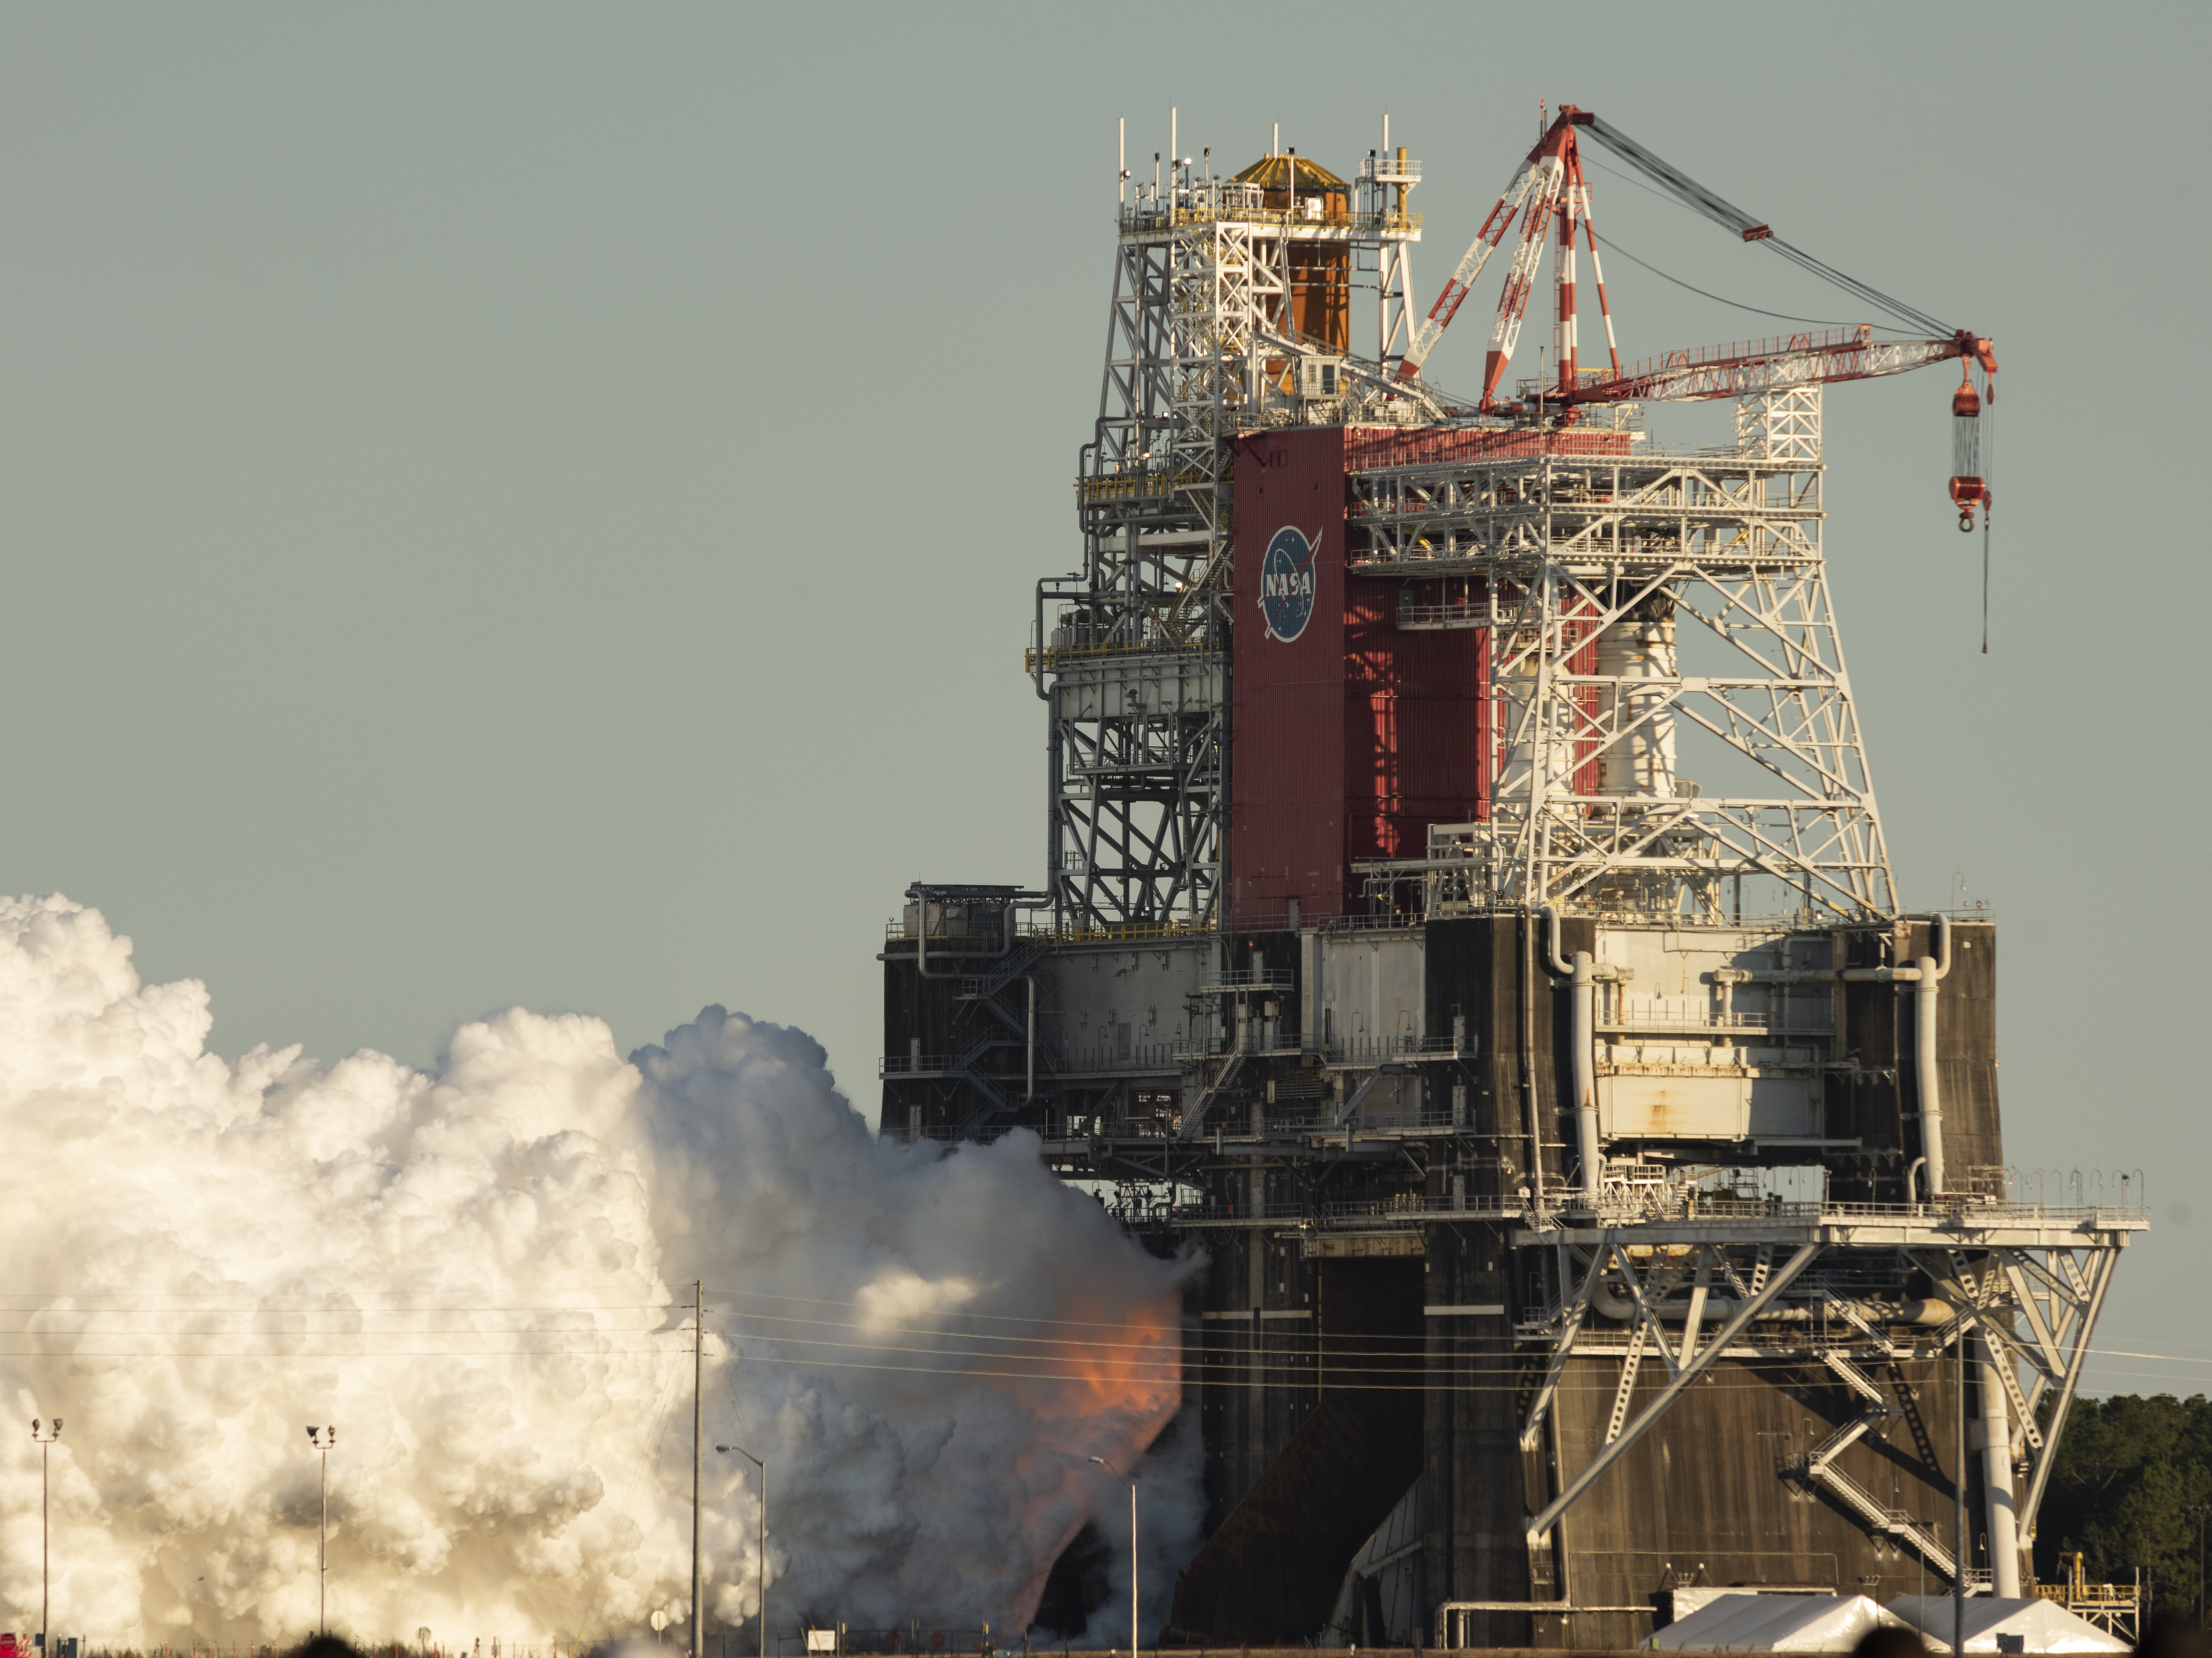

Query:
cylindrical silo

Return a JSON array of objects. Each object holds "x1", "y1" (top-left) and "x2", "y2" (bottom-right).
[{"x1": 1594, "y1": 611, "x2": 1678, "y2": 799}]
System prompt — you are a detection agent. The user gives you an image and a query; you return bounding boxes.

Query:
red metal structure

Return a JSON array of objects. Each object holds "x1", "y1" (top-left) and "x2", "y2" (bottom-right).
[
  {"x1": 1229, "y1": 427, "x2": 1488, "y2": 924},
  {"x1": 1401, "y1": 106, "x2": 1999, "y2": 530}
]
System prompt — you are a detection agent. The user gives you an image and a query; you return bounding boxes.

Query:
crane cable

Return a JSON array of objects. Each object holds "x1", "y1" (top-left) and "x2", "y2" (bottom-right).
[
  {"x1": 1584, "y1": 226, "x2": 1857, "y2": 330},
  {"x1": 1577, "y1": 110, "x2": 1994, "y2": 651},
  {"x1": 1576, "y1": 114, "x2": 1957, "y2": 338},
  {"x1": 1980, "y1": 361, "x2": 1997, "y2": 653}
]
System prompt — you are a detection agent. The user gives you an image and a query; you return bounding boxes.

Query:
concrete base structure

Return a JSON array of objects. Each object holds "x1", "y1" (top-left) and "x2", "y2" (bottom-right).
[{"x1": 881, "y1": 909, "x2": 2140, "y2": 1648}]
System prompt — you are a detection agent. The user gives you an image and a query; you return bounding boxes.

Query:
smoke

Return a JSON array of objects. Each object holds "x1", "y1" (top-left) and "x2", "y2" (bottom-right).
[
  {"x1": 1063, "y1": 1409, "x2": 1206, "y2": 1651},
  {"x1": 0, "y1": 896, "x2": 1197, "y2": 1646}
]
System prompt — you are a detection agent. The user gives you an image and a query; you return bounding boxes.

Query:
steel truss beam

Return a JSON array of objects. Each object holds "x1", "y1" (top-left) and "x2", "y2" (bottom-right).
[
  {"x1": 1515, "y1": 1218, "x2": 2135, "y2": 1576},
  {"x1": 1349, "y1": 388, "x2": 1896, "y2": 920},
  {"x1": 1525, "y1": 1241, "x2": 1819, "y2": 1541},
  {"x1": 1052, "y1": 211, "x2": 1275, "y2": 934},
  {"x1": 1902, "y1": 1243, "x2": 2123, "y2": 1540},
  {"x1": 1051, "y1": 171, "x2": 1428, "y2": 936}
]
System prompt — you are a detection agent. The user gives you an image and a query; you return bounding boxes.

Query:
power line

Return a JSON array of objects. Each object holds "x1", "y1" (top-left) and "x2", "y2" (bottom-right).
[
  {"x1": 1, "y1": 1304, "x2": 2202, "y2": 1375},
  {"x1": 0, "y1": 1327, "x2": 2194, "y2": 1395},
  {"x1": 1577, "y1": 111, "x2": 1955, "y2": 338}
]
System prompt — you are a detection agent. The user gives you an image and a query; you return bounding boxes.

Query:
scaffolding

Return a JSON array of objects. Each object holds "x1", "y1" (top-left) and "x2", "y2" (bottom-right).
[
  {"x1": 1349, "y1": 386, "x2": 1896, "y2": 922},
  {"x1": 1044, "y1": 143, "x2": 1426, "y2": 934}
]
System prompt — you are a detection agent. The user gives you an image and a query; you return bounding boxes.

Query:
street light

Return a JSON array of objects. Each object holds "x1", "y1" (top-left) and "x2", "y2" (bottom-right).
[
  {"x1": 1089, "y1": 1458, "x2": 1137, "y2": 1658},
  {"x1": 31, "y1": 1417, "x2": 60, "y2": 1655},
  {"x1": 717, "y1": 1445, "x2": 767, "y2": 1658},
  {"x1": 306, "y1": 1426, "x2": 336, "y2": 1634}
]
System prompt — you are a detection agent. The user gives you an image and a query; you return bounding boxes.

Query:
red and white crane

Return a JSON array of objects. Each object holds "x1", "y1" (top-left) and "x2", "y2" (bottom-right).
[{"x1": 1399, "y1": 106, "x2": 1997, "y2": 531}]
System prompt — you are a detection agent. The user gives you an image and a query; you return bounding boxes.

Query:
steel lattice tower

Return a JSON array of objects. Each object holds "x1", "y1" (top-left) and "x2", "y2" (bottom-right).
[{"x1": 1041, "y1": 130, "x2": 1427, "y2": 936}]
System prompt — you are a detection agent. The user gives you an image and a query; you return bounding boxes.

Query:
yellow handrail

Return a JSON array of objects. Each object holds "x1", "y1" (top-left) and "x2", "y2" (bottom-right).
[
  {"x1": 1024, "y1": 638, "x2": 1214, "y2": 673},
  {"x1": 1074, "y1": 469, "x2": 1212, "y2": 503}
]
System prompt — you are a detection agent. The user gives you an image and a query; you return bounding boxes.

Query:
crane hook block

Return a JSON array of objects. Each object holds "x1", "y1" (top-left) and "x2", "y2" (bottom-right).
[{"x1": 1950, "y1": 476, "x2": 1990, "y2": 533}]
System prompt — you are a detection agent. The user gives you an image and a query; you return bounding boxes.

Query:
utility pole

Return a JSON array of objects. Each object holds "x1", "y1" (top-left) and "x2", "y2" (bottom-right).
[
  {"x1": 31, "y1": 1417, "x2": 60, "y2": 1653},
  {"x1": 1090, "y1": 1458, "x2": 1138, "y2": 1657},
  {"x1": 1954, "y1": 1335, "x2": 1966, "y2": 1658},
  {"x1": 693, "y1": 1281, "x2": 704, "y2": 1658},
  {"x1": 717, "y1": 1446, "x2": 767, "y2": 1658},
  {"x1": 307, "y1": 1426, "x2": 337, "y2": 1633}
]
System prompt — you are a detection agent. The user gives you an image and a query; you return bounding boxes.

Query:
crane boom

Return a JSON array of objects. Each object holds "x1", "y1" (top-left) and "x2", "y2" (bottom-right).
[
  {"x1": 1399, "y1": 102, "x2": 1999, "y2": 532},
  {"x1": 1549, "y1": 325, "x2": 1998, "y2": 406},
  {"x1": 1394, "y1": 159, "x2": 1542, "y2": 381},
  {"x1": 1395, "y1": 113, "x2": 1589, "y2": 384}
]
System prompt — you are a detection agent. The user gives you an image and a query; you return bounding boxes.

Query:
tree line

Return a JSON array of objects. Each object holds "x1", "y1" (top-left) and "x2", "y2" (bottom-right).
[{"x1": 2040, "y1": 1393, "x2": 2212, "y2": 1619}]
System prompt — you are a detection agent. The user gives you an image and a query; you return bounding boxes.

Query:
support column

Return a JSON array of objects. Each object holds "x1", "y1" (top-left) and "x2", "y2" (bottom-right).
[{"x1": 1978, "y1": 1332, "x2": 2022, "y2": 1596}]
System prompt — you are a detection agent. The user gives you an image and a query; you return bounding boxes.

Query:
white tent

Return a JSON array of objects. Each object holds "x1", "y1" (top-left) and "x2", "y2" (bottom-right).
[
  {"x1": 1647, "y1": 1592, "x2": 1913, "y2": 1651},
  {"x1": 1886, "y1": 1596, "x2": 2127, "y2": 1653}
]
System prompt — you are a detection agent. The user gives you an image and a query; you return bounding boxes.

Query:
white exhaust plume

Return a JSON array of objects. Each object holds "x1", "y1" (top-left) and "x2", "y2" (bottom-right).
[{"x1": 0, "y1": 896, "x2": 1195, "y2": 1646}]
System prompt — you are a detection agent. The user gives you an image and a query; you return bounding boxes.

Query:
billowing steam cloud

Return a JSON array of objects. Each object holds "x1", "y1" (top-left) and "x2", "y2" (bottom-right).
[{"x1": 0, "y1": 897, "x2": 1198, "y2": 1647}]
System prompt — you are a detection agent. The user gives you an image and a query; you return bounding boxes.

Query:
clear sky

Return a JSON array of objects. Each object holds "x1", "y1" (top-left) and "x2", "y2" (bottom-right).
[{"x1": 1, "y1": 2, "x2": 2203, "y2": 1393}]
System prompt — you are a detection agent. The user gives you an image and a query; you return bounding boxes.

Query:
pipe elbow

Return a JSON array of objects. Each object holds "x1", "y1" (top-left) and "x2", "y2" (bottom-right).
[
  {"x1": 1539, "y1": 903, "x2": 1572, "y2": 976},
  {"x1": 1931, "y1": 913, "x2": 1953, "y2": 981},
  {"x1": 1590, "y1": 1283, "x2": 1636, "y2": 1320}
]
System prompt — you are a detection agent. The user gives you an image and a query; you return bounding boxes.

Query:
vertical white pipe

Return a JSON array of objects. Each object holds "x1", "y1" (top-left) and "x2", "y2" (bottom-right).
[
  {"x1": 1572, "y1": 954, "x2": 1599, "y2": 1200},
  {"x1": 1917, "y1": 957, "x2": 1946, "y2": 1195},
  {"x1": 1540, "y1": 906, "x2": 1601, "y2": 1201},
  {"x1": 1119, "y1": 118, "x2": 1126, "y2": 205},
  {"x1": 1978, "y1": 1332, "x2": 2022, "y2": 1595}
]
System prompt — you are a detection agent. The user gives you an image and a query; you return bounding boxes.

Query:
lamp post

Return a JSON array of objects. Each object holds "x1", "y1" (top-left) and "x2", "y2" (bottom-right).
[
  {"x1": 717, "y1": 1445, "x2": 767, "y2": 1658},
  {"x1": 31, "y1": 1417, "x2": 60, "y2": 1654},
  {"x1": 1089, "y1": 1458, "x2": 1137, "y2": 1658},
  {"x1": 306, "y1": 1426, "x2": 336, "y2": 1634}
]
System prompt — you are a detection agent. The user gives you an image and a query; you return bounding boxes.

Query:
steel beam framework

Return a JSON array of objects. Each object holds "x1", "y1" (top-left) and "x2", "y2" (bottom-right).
[
  {"x1": 1048, "y1": 199, "x2": 1266, "y2": 934},
  {"x1": 1512, "y1": 1205, "x2": 2142, "y2": 1585},
  {"x1": 1349, "y1": 388, "x2": 1896, "y2": 920},
  {"x1": 1046, "y1": 169, "x2": 1424, "y2": 935}
]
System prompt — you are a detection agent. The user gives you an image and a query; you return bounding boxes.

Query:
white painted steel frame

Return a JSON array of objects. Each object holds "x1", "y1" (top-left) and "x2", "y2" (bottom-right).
[
  {"x1": 1054, "y1": 170, "x2": 1423, "y2": 936},
  {"x1": 1351, "y1": 389, "x2": 1896, "y2": 920},
  {"x1": 1514, "y1": 1216, "x2": 2137, "y2": 1586}
]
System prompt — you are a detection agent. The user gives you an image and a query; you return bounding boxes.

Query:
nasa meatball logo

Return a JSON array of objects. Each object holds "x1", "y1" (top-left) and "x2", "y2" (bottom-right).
[{"x1": 1258, "y1": 526, "x2": 1321, "y2": 642}]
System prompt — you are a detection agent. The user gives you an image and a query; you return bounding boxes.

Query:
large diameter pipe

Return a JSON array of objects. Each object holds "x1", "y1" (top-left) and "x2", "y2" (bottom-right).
[
  {"x1": 1977, "y1": 1332, "x2": 2022, "y2": 1596},
  {"x1": 1917, "y1": 916, "x2": 1954, "y2": 1196},
  {"x1": 1916, "y1": 958, "x2": 1946, "y2": 1196},
  {"x1": 1541, "y1": 906, "x2": 1601, "y2": 1201},
  {"x1": 1571, "y1": 953, "x2": 1598, "y2": 1200},
  {"x1": 1589, "y1": 1283, "x2": 1958, "y2": 1325}
]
